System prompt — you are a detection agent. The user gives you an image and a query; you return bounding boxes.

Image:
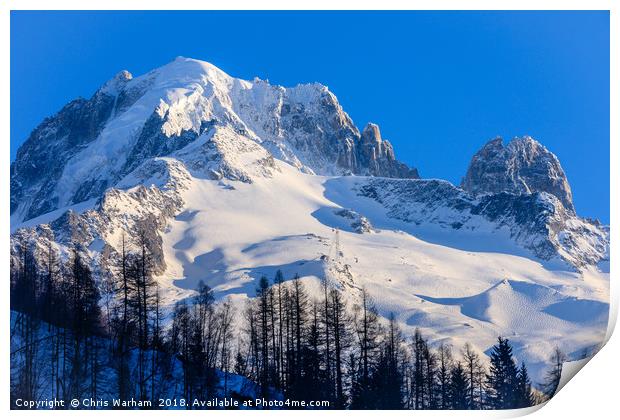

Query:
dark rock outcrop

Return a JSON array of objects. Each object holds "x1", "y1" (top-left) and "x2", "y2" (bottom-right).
[
  {"x1": 357, "y1": 123, "x2": 419, "y2": 179},
  {"x1": 461, "y1": 136, "x2": 574, "y2": 213},
  {"x1": 357, "y1": 177, "x2": 607, "y2": 268},
  {"x1": 259, "y1": 86, "x2": 418, "y2": 179},
  {"x1": 10, "y1": 70, "x2": 137, "y2": 220}
]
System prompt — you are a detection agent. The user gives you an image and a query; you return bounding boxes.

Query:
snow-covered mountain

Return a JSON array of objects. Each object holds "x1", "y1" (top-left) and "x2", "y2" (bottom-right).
[
  {"x1": 10, "y1": 57, "x2": 609, "y2": 382},
  {"x1": 10, "y1": 57, "x2": 417, "y2": 224}
]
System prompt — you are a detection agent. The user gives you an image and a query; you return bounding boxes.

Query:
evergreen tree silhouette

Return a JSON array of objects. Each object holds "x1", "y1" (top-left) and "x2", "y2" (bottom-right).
[
  {"x1": 515, "y1": 362, "x2": 534, "y2": 408},
  {"x1": 449, "y1": 362, "x2": 470, "y2": 409},
  {"x1": 486, "y1": 337, "x2": 519, "y2": 409},
  {"x1": 372, "y1": 313, "x2": 404, "y2": 409}
]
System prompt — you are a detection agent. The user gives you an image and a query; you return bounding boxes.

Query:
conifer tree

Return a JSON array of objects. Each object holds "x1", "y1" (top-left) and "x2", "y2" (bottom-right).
[
  {"x1": 486, "y1": 337, "x2": 518, "y2": 409},
  {"x1": 515, "y1": 362, "x2": 534, "y2": 408},
  {"x1": 437, "y1": 343, "x2": 453, "y2": 409},
  {"x1": 350, "y1": 288, "x2": 381, "y2": 409},
  {"x1": 423, "y1": 341, "x2": 438, "y2": 408},
  {"x1": 411, "y1": 328, "x2": 427, "y2": 409},
  {"x1": 274, "y1": 270, "x2": 285, "y2": 387},
  {"x1": 449, "y1": 362, "x2": 470, "y2": 409},
  {"x1": 256, "y1": 276, "x2": 272, "y2": 393},
  {"x1": 113, "y1": 234, "x2": 132, "y2": 401},
  {"x1": 462, "y1": 343, "x2": 483, "y2": 408},
  {"x1": 68, "y1": 248, "x2": 101, "y2": 400},
  {"x1": 10, "y1": 242, "x2": 41, "y2": 406},
  {"x1": 218, "y1": 298, "x2": 235, "y2": 396},
  {"x1": 373, "y1": 313, "x2": 404, "y2": 409},
  {"x1": 329, "y1": 287, "x2": 351, "y2": 408},
  {"x1": 288, "y1": 274, "x2": 308, "y2": 398},
  {"x1": 541, "y1": 347, "x2": 566, "y2": 400},
  {"x1": 320, "y1": 279, "x2": 333, "y2": 401}
]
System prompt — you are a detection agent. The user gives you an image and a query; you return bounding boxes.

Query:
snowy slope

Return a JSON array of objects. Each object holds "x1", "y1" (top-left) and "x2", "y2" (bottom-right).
[{"x1": 149, "y1": 160, "x2": 609, "y2": 383}]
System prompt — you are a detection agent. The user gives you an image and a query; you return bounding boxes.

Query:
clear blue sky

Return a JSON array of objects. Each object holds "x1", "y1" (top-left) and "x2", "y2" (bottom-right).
[{"x1": 10, "y1": 11, "x2": 609, "y2": 223}]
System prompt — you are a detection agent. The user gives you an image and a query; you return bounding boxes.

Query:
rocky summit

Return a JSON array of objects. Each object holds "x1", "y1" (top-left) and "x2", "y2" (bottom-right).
[
  {"x1": 10, "y1": 57, "x2": 419, "y2": 224},
  {"x1": 461, "y1": 136, "x2": 575, "y2": 213}
]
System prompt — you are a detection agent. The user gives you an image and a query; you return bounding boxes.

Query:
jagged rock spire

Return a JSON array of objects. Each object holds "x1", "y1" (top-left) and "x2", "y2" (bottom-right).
[{"x1": 461, "y1": 136, "x2": 574, "y2": 213}]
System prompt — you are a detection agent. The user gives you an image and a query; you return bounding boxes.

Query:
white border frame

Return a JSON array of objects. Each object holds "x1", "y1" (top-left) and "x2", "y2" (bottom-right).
[{"x1": 1, "y1": 2, "x2": 617, "y2": 419}]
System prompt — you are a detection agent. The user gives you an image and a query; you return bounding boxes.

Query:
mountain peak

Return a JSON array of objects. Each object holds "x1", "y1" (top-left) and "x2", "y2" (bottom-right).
[
  {"x1": 484, "y1": 136, "x2": 504, "y2": 148},
  {"x1": 461, "y1": 135, "x2": 574, "y2": 213},
  {"x1": 362, "y1": 122, "x2": 381, "y2": 139},
  {"x1": 10, "y1": 58, "x2": 420, "y2": 222},
  {"x1": 98, "y1": 69, "x2": 133, "y2": 95}
]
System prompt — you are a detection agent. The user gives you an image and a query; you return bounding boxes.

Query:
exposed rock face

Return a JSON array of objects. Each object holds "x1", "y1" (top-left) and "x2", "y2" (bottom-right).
[
  {"x1": 11, "y1": 158, "x2": 191, "y2": 278},
  {"x1": 10, "y1": 78, "x2": 125, "y2": 219},
  {"x1": 335, "y1": 208, "x2": 375, "y2": 233},
  {"x1": 357, "y1": 178, "x2": 607, "y2": 268},
  {"x1": 10, "y1": 58, "x2": 419, "y2": 223},
  {"x1": 358, "y1": 123, "x2": 419, "y2": 178},
  {"x1": 461, "y1": 136, "x2": 574, "y2": 213}
]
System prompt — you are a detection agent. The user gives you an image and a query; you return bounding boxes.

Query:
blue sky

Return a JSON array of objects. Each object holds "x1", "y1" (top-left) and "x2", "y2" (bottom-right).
[{"x1": 10, "y1": 11, "x2": 609, "y2": 222}]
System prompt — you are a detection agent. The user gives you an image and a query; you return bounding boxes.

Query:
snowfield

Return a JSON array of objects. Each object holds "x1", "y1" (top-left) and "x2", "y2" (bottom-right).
[{"x1": 132, "y1": 160, "x2": 608, "y2": 384}]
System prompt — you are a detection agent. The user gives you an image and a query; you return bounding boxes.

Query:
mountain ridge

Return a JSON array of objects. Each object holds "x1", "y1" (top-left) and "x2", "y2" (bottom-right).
[{"x1": 11, "y1": 57, "x2": 419, "y2": 223}]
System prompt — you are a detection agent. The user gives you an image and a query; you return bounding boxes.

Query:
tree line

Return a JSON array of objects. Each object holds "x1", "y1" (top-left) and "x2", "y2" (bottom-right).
[
  {"x1": 11, "y1": 240, "x2": 102, "y2": 406},
  {"x1": 10, "y1": 237, "x2": 566, "y2": 409},
  {"x1": 234, "y1": 272, "x2": 565, "y2": 409}
]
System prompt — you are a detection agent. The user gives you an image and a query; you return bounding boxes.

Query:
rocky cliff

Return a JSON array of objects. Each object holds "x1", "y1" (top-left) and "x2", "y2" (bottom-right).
[{"x1": 461, "y1": 136, "x2": 575, "y2": 213}]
